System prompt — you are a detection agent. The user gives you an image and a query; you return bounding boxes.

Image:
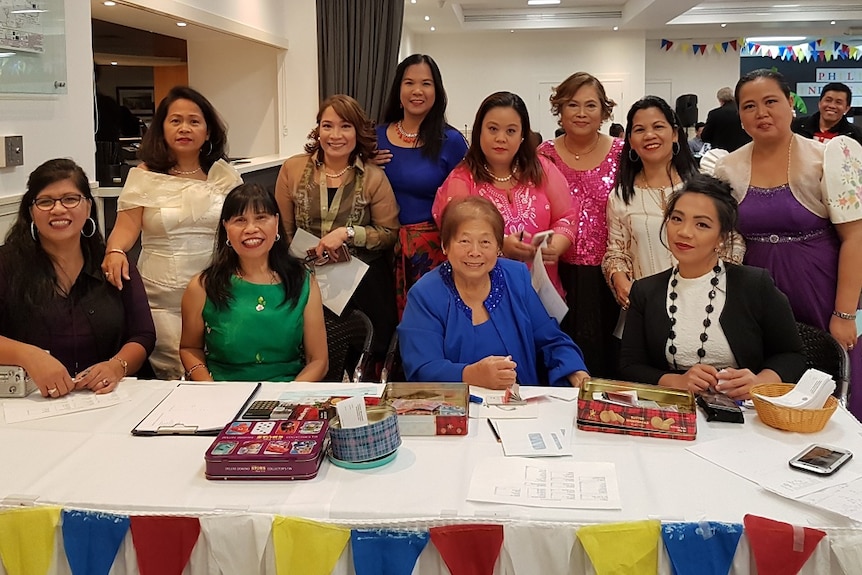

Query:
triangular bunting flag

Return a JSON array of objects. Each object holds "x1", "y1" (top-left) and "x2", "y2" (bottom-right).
[
  {"x1": 692, "y1": 44, "x2": 699, "y2": 55},
  {"x1": 661, "y1": 39, "x2": 669, "y2": 50},
  {"x1": 661, "y1": 522, "x2": 742, "y2": 575},
  {"x1": 129, "y1": 516, "x2": 200, "y2": 575},
  {"x1": 272, "y1": 517, "x2": 350, "y2": 575},
  {"x1": 200, "y1": 515, "x2": 271, "y2": 575},
  {"x1": 351, "y1": 529, "x2": 429, "y2": 575},
  {"x1": 0, "y1": 506, "x2": 61, "y2": 575},
  {"x1": 722, "y1": 41, "x2": 729, "y2": 52},
  {"x1": 61, "y1": 510, "x2": 129, "y2": 575},
  {"x1": 730, "y1": 39, "x2": 738, "y2": 50},
  {"x1": 743, "y1": 514, "x2": 826, "y2": 575},
  {"x1": 577, "y1": 520, "x2": 661, "y2": 575},
  {"x1": 429, "y1": 524, "x2": 503, "y2": 575},
  {"x1": 503, "y1": 524, "x2": 575, "y2": 574}
]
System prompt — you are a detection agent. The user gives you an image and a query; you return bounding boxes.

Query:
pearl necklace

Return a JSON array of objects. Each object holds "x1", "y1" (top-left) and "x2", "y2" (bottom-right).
[
  {"x1": 484, "y1": 164, "x2": 514, "y2": 183},
  {"x1": 563, "y1": 133, "x2": 600, "y2": 160},
  {"x1": 170, "y1": 166, "x2": 202, "y2": 175},
  {"x1": 324, "y1": 165, "x2": 352, "y2": 178},
  {"x1": 395, "y1": 120, "x2": 419, "y2": 144},
  {"x1": 667, "y1": 263, "x2": 722, "y2": 370}
]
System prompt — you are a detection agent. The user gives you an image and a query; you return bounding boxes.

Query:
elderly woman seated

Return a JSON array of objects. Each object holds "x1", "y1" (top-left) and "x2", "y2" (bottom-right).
[
  {"x1": 398, "y1": 196, "x2": 589, "y2": 389},
  {"x1": 619, "y1": 174, "x2": 806, "y2": 399}
]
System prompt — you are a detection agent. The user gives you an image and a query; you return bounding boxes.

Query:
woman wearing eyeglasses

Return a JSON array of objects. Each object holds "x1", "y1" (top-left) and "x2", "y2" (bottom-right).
[{"x1": 0, "y1": 159, "x2": 155, "y2": 398}]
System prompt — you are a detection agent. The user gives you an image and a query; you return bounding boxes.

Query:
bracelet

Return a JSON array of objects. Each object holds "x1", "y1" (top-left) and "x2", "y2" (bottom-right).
[
  {"x1": 107, "y1": 248, "x2": 126, "y2": 257},
  {"x1": 833, "y1": 310, "x2": 857, "y2": 321},
  {"x1": 184, "y1": 363, "x2": 208, "y2": 379},
  {"x1": 110, "y1": 356, "x2": 128, "y2": 377}
]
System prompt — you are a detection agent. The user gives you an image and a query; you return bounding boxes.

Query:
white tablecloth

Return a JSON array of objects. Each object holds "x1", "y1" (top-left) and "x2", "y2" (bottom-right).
[{"x1": 2, "y1": 380, "x2": 861, "y2": 574}]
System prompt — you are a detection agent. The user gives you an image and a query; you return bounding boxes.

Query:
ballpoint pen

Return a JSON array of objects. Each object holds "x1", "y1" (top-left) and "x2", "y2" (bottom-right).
[{"x1": 487, "y1": 419, "x2": 501, "y2": 443}]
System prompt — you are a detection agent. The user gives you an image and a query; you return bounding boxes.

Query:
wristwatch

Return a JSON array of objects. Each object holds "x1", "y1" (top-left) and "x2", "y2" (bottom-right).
[{"x1": 345, "y1": 226, "x2": 355, "y2": 244}]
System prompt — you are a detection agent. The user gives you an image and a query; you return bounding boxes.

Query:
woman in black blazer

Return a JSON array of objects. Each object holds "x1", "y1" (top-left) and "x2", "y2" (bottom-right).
[{"x1": 619, "y1": 174, "x2": 805, "y2": 400}]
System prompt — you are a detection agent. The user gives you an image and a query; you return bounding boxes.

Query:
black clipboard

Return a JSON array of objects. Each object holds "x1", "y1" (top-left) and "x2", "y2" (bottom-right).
[{"x1": 131, "y1": 382, "x2": 261, "y2": 436}]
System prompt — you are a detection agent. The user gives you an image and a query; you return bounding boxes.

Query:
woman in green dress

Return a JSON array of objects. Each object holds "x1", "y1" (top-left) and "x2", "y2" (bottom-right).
[{"x1": 180, "y1": 183, "x2": 328, "y2": 381}]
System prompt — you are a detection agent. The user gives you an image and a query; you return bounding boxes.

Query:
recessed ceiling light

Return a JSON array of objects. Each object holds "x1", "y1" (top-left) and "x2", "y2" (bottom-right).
[
  {"x1": 613, "y1": 26, "x2": 619, "y2": 31},
  {"x1": 424, "y1": 15, "x2": 430, "y2": 21},
  {"x1": 527, "y1": 0, "x2": 560, "y2": 5},
  {"x1": 176, "y1": 22, "x2": 187, "y2": 27},
  {"x1": 10, "y1": 8, "x2": 46, "y2": 13},
  {"x1": 411, "y1": 0, "x2": 416, "y2": 3},
  {"x1": 110, "y1": 61, "x2": 118, "y2": 65},
  {"x1": 773, "y1": 4, "x2": 799, "y2": 7},
  {"x1": 103, "y1": 1, "x2": 116, "y2": 5},
  {"x1": 721, "y1": 23, "x2": 727, "y2": 27},
  {"x1": 430, "y1": 26, "x2": 436, "y2": 31},
  {"x1": 510, "y1": 29, "x2": 515, "y2": 33},
  {"x1": 830, "y1": 20, "x2": 836, "y2": 24}
]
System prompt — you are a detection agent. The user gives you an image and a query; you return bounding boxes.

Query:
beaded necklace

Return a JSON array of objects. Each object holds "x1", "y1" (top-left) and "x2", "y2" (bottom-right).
[
  {"x1": 395, "y1": 120, "x2": 419, "y2": 144},
  {"x1": 667, "y1": 262, "x2": 722, "y2": 370}
]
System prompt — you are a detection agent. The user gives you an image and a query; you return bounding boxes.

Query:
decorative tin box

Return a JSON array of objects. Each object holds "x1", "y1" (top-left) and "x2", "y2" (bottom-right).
[
  {"x1": 205, "y1": 418, "x2": 329, "y2": 480},
  {"x1": 383, "y1": 383, "x2": 468, "y2": 436},
  {"x1": 577, "y1": 378, "x2": 697, "y2": 441}
]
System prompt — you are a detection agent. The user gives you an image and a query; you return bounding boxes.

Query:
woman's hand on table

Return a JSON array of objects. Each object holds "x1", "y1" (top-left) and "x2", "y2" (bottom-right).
[
  {"x1": 567, "y1": 370, "x2": 591, "y2": 387},
  {"x1": 101, "y1": 250, "x2": 129, "y2": 290},
  {"x1": 502, "y1": 233, "x2": 536, "y2": 262},
  {"x1": 23, "y1": 349, "x2": 75, "y2": 398},
  {"x1": 660, "y1": 364, "x2": 718, "y2": 394},
  {"x1": 74, "y1": 360, "x2": 123, "y2": 394},
  {"x1": 713, "y1": 367, "x2": 757, "y2": 400},
  {"x1": 611, "y1": 272, "x2": 632, "y2": 309},
  {"x1": 316, "y1": 228, "x2": 349, "y2": 261},
  {"x1": 463, "y1": 355, "x2": 518, "y2": 390}
]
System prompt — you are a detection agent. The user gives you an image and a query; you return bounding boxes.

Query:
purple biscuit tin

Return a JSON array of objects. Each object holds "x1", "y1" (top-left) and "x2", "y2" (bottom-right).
[{"x1": 205, "y1": 419, "x2": 329, "y2": 480}]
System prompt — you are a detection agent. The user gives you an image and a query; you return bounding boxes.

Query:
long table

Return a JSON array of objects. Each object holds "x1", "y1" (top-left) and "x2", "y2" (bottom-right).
[{"x1": 1, "y1": 380, "x2": 861, "y2": 574}]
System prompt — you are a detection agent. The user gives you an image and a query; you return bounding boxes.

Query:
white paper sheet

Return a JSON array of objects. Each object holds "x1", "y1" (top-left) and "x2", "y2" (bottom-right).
[
  {"x1": 494, "y1": 418, "x2": 571, "y2": 457},
  {"x1": 529, "y1": 236, "x2": 568, "y2": 323},
  {"x1": 798, "y1": 477, "x2": 862, "y2": 523},
  {"x1": 467, "y1": 456, "x2": 621, "y2": 509},
  {"x1": 3, "y1": 387, "x2": 131, "y2": 424},
  {"x1": 288, "y1": 227, "x2": 369, "y2": 315},
  {"x1": 272, "y1": 382, "x2": 386, "y2": 403},
  {"x1": 132, "y1": 382, "x2": 259, "y2": 435}
]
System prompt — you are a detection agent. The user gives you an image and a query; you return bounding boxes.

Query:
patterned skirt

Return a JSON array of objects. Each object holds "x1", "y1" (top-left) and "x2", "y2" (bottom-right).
[{"x1": 395, "y1": 221, "x2": 447, "y2": 318}]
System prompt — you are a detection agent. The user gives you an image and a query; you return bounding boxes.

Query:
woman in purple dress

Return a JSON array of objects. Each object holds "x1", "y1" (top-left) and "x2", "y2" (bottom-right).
[
  {"x1": 715, "y1": 69, "x2": 862, "y2": 416},
  {"x1": 537, "y1": 72, "x2": 624, "y2": 377}
]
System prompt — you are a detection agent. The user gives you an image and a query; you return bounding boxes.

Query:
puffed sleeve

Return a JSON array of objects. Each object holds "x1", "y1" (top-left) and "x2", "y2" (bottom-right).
[
  {"x1": 398, "y1": 276, "x2": 468, "y2": 383},
  {"x1": 355, "y1": 164, "x2": 399, "y2": 250},
  {"x1": 540, "y1": 157, "x2": 580, "y2": 264},
  {"x1": 121, "y1": 262, "x2": 156, "y2": 356},
  {"x1": 601, "y1": 191, "x2": 634, "y2": 287},
  {"x1": 821, "y1": 136, "x2": 862, "y2": 224},
  {"x1": 432, "y1": 163, "x2": 473, "y2": 227}
]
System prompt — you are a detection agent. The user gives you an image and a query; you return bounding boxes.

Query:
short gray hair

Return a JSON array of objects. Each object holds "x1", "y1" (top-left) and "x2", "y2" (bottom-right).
[{"x1": 717, "y1": 87, "x2": 734, "y2": 104}]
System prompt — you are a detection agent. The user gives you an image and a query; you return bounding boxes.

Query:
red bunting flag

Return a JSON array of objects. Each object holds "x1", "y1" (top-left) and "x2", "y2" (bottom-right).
[
  {"x1": 129, "y1": 516, "x2": 200, "y2": 575},
  {"x1": 743, "y1": 515, "x2": 825, "y2": 575},
  {"x1": 430, "y1": 524, "x2": 503, "y2": 575},
  {"x1": 730, "y1": 39, "x2": 738, "y2": 51}
]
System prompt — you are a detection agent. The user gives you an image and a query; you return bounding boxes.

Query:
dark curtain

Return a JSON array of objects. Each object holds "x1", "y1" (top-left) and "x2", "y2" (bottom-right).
[{"x1": 316, "y1": 0, "x2": 404, "y2": 122}]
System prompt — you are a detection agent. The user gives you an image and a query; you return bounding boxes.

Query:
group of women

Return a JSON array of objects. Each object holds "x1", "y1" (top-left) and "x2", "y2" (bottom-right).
[{"x1": 1, "y1": 56, "x2": 859, "y2": 416}]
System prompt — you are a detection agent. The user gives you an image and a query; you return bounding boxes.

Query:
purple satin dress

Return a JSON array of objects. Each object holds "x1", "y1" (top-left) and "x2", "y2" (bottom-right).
[{"x1": 739, "y1": 184, "x2": 861, "y2": 418}]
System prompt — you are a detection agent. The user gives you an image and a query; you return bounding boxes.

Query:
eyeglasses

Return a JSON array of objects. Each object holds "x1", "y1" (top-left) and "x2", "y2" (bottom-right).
[{"x1": 32, "y1": 195, "x2": 87, "y2": 211}]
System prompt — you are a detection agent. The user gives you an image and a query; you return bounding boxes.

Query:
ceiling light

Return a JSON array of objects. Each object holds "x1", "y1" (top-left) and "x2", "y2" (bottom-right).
[
  {"x1": 0, "y1": 52, "x2": 15, "y2": 58},
  {"x1": 176, "y1": 22, "x2": 187, "y2": 27},
  {"x1": 103, "y1": 1, "x2": 116, "y2": 5},
  {"x1": 773, "y1": 4, "x2": 799, "y2": 7},
  {"x1": 830, "y1": 20, "x2": 836, "y2": 24},
  {"x1": 527, "y1": 0, "x2": 560, "y2": 5},
  {"x1": 424, "y1": 15, "x2": 430, "y2": 21},
  {"x1": 411, "y1": 0, "x2": 416, "y2": 3},
  {"x1": 721, "y1": 23, "x2": 727, "y2": 28},
  {"x1": 430, "y1": 26, "x2": 436, "y2": 31},
  {"x1": 510, "y1": 29, "x2": 514, "y2": 33},
  {"x1": 111, "y1": 61, "x2": 118, "y2": 65},
  {"x1": 613, "y1": 26, "x2": 619, "y2": 31},
  {"x1": 10, "y1": 8, "x2": 46, "y2": 13},
  {"x1": 746, "y1": 36, "x2": 806, "y2": 42}
]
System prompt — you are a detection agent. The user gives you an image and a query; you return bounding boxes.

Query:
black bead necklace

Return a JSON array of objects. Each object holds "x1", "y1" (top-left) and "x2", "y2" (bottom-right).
[{"x1": 667, "y1": 263, "x2": 722, "y2": 370}]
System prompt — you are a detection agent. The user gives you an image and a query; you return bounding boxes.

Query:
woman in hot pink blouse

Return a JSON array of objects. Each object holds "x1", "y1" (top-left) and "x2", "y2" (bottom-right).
[
  {"x1": 432, "y1": 92, "x2": 578, "y2": 298},
  {"x1": 537, "y1": 72, "x2": 623, "y2": 377}
]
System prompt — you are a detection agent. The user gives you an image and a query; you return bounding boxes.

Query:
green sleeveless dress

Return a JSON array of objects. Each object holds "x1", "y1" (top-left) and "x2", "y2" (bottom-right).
[{"x1": 203, "y1": 274, "x2": 310, "y2": 381}]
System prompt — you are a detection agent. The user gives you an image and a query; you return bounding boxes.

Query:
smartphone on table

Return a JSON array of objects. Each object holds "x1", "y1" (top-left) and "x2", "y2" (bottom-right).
[{"x1": 788, "y1": 444, "x2": 852, "y2": 475}]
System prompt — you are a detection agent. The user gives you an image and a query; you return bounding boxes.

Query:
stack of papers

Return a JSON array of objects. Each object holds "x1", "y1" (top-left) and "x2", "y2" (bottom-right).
[
  {"x1": 755, "y1": 369, "x2": 835, "y2": 409},
  {"x1": 492, "y1": 418, "x2": 572, "y2": 457}
]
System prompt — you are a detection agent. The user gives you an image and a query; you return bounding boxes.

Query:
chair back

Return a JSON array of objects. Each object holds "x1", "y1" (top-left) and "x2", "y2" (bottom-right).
[
  {"x1": 796, "y1": 322, "x2": 850, "y2": 407},
  {"x1": 324, "y1": 309, "x2": 374, "y2": 382},
  {"x1": 380, "y1": 332, "x2": 404, "y2": 384}
]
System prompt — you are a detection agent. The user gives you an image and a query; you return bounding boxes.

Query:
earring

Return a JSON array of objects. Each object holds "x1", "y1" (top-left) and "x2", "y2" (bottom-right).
[
  {"x1": 672, "y1": 142, "x2": 680, "y2": 156},
  {"x1": 81, "y1": 217, "x2": 96, "y2": 238},
  {"x1": 30, "y1": 222, "x2": 38, "y2": 242},
  {"x1": 628, "y1": 149, "x2": 640, "y2": 162},
  {"x1": 200, "y1": 140, "x2": 213, "y2": 156},
  {"x1": 275, "y1": 233, "x2": 281, "y2": 241},
  {"x1": 226, "y1": 239, "x2": 232, "y2": 247}
]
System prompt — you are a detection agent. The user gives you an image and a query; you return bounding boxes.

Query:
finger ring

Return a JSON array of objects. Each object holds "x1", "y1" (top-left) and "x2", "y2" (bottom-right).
[
  {"x1": 850, "y1": 344, "x2": 855, "y2": 351},
  {"x1": 105, "y1": 271, "x2": 112, "y2": 276},
  {"x1": 101, "y1": 379, "x2": 109, "y2": 386},
  {"x1": 48, "y1": 388, "x2": 57, "y2": 394}
]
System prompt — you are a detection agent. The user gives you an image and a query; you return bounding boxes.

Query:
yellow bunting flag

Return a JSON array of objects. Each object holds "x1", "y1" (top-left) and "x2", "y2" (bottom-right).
[
  {"x1": 0, "y1": 506, "x2": 62, "y2": 575},
  {"x1": 577, "y1": 520, "x2": 661, "y2": 575},
  {"x1": 272, "y1": 516, "x2": 350, "y2": 575}
]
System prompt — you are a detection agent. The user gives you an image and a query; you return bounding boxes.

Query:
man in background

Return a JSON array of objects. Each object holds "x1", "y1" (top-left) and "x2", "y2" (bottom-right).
[
  {"x1": 792, "y1": 82, "x2": 862, "y2": 145},
  {"x1": 701, "y1": 87, "x2": 751, "y2": 152}
]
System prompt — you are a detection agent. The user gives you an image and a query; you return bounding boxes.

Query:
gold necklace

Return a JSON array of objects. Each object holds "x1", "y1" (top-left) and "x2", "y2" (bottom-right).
[
  {"x1": 484, "y1": 164, "x2": 514, "y2": 182},
  {"x1": 170, "y1": 165, "x2": 202, "y2": 175},
  {"x1": 395, "y1": 120, "x2": 419, "y2": 143},
  {"x1": 324, "y1": 165, "x2": 352, "y2": 178},
  {"x1": 563, "y1": 133, "x2": 600, "y2": 160}
]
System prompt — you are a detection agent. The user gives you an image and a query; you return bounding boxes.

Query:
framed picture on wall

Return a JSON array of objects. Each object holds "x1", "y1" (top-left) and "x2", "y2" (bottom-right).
[{"x1": 116, "y1": 86, "x2": 155, "y2": 116}]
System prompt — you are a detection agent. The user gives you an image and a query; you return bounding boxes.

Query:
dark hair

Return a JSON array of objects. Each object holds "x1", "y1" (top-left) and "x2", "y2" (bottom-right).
[
  {"x1": 695, "y1": 121, "x2": 706, "y2": 130},
  {"x1": 661, "y1": 173, "x2": 739, "y2": 244},
  {"x1": 4, "y1": 158, "x2": 104, "y2": 309},
  {"x1": 440, "y1": 196, "x2": 505, "y2": 249},
  {"x1": 609, "y1": 123, "x2": 624, "y2": 138},
  {"x1": 616, "y1": 96, "x2": 697, "y2": 205},
  {"x1": 550, "y1": 72, "x2": 616, "y2": 123},
  {"x1": 464, "y1": 91, "x2": 544, "y2": 186},
  {"x1": 138, "y1": 86, "x2": 229, "y2": 174},
  {"x1": 735, "y1": 69, "x2": 791, "y2": 104},
  {"x1": 820, "y1": 82, "x2": 852, "y2": 103},
  {"x1": 304, "y1": 94, "x2": 377, "y2": 164},
  {"x1": 201, "y1": 183, "x2": 306, "y2": 309},
  {"x1": 381, "y1": 54, "x2": 453, "y2": 160}
]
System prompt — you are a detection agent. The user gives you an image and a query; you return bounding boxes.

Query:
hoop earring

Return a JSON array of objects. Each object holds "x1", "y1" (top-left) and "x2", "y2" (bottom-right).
[
  {"x1": 275, "y1": 233, "x2": 281, "y2": 241},
  {"x1": 672, "y1": 142, "x2": 680, "y2": 156},
  {"x1": 81, "y1": 218, "x2": 96, "y2": 238},
  {"x1": 200, "y1": 140, "x2": 213, "y2": 156},
  {"x1": 30, "y1": 222, "x2": 38, "y2": 242},
  {"x1": 628, "y1": 149, "x2": 640, "y2": 162},
  {"x1": 226, "y1": 239, "x2": 232, "y2": 248}
]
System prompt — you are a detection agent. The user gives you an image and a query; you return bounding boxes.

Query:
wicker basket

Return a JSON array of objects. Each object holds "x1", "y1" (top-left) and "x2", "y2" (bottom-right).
[{"x1": 750, "y1": 383, "x2": 838, "y2": 433}]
